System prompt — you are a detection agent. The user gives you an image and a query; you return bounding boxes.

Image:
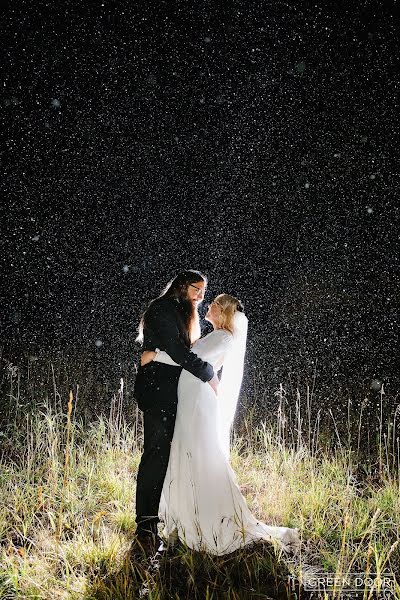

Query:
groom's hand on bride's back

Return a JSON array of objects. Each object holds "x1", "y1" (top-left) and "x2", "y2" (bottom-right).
[{"x1": 208, "y1": 374, "x2": 219, "y2": 396}]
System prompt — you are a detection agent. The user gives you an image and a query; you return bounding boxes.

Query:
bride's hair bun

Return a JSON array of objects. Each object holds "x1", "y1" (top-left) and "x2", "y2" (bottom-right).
[{"x1": 236, "y1": 301, "x2": 244, "y2": 312}]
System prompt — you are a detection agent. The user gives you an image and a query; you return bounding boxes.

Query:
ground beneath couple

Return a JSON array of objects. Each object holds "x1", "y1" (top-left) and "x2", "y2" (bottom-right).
[{"x1": 3, "y1": 392, "x2": 398, "y2": 600}]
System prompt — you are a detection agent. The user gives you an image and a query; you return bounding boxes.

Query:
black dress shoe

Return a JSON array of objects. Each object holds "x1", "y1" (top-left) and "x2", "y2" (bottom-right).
[{"x1": 130, "y1": 532, "x2": 163, "y2": 560}]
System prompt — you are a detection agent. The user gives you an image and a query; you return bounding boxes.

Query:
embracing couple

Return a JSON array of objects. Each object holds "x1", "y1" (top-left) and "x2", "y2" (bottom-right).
[{"x1": 132, "y1": 270, "x2": 300, "y2": 559}]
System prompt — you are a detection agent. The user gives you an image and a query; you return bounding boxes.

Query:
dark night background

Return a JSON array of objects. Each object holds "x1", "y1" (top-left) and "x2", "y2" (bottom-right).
[{"x1": 1, "y1": 1, "x2": 399, "y2": 419}]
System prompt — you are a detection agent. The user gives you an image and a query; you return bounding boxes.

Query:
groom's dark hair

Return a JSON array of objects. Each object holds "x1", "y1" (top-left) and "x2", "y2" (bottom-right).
[
  {"x1": 159, "y1": 269, "x2": 208, "y2": 301},
  {"x1": 135, "y1": 270, "x2": 208, "y2": 344}
]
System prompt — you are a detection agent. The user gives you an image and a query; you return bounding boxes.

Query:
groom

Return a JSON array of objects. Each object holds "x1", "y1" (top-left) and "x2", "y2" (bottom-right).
[{"x1": 132, "y1": 270, "x2": 219, "y2": 558}]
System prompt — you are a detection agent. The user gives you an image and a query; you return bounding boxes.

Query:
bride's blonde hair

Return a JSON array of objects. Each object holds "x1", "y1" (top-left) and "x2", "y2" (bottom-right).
[{"x1": 214, "y1": 294, "x2": 244, "y2": 334}]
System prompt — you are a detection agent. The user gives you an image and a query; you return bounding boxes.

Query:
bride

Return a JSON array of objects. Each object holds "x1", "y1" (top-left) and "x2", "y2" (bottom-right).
[{"x1": 140, "y1": 294, "x2": 300, "y2": 556}]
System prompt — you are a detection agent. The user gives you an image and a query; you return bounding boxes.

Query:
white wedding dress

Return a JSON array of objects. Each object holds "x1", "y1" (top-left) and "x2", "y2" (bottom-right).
[{"x1": 154, "y1": 313, "x2": 300, "y2": 556}]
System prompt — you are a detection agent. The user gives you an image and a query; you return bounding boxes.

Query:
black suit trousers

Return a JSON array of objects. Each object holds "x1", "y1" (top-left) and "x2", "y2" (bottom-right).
[{"x1": 133, "y1": 361, "x2": 183, "y2": 536}]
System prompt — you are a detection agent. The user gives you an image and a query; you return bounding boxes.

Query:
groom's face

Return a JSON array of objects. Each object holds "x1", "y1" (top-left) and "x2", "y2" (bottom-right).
[{"x1": 186, "y1": 280, "x2": 206, "y2": 306}]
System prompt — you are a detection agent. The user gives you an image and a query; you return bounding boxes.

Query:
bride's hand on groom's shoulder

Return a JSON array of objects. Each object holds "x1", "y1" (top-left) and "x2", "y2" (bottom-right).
[{"x1": 208, "y1": 374, "x2": 219, "y2": 396}]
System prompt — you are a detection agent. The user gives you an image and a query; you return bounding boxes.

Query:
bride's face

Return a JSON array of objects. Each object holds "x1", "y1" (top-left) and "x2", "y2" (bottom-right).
[{"x1": 205, "y1": 299, "x2": 223, "y2": 328}]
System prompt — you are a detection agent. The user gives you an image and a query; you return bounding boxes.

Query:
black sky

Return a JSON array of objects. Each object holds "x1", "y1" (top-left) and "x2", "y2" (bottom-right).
[{"x1": 2, "y1": 0, "x2": 399, "y2": 399}]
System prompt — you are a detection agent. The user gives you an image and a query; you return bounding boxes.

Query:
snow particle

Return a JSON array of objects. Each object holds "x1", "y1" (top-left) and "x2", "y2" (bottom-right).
[
  {"x1": 370, "y1": 379, "x2": 382, "y2": 392},
  {"x1": 295, "y1": 61, "x2": 306, "y2": 74}
]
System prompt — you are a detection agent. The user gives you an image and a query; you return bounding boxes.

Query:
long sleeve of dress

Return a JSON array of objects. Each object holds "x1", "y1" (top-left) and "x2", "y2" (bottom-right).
[
  {"x1": 154, "y1": 330, "x2": 233, "y2": 372},
  {"x1": 153, "y1": 349, "x2": 180, "y2": 366},
  {"x1": 144, "y1": 300, "x2": 214, "y2": 382}
]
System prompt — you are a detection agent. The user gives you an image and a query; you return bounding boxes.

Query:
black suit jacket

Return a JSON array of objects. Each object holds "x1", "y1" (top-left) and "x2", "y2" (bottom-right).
[{"x1": 141, "y1": 297, "x2": 214, "y2": 383}]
